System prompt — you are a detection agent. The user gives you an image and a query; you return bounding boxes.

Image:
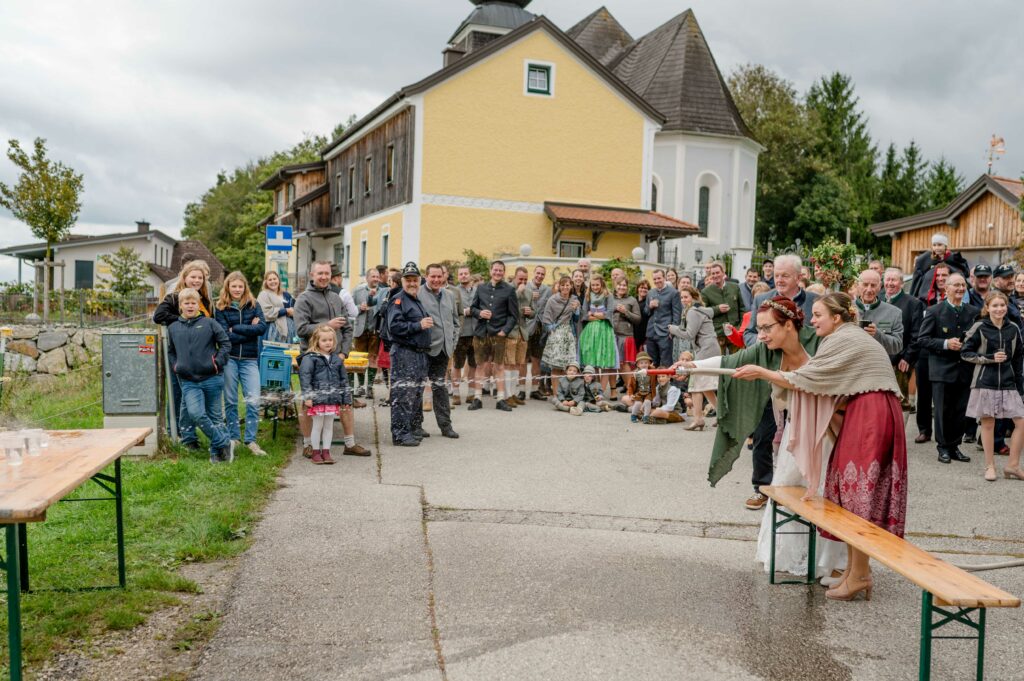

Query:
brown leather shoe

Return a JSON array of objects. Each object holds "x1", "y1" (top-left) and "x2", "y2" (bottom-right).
[
  {"x1": 506, "y1": 395, "x2": 522, "y2": 407},
  {"x1": 451, "y1": 395, "x2": 461, "y2": 406},
  {"x1": 352, "y1": 398, "x2": 367, "y2": 409},
  {"x1": 914, "y1": 433, "x2": 931, "y2": 444},
  {"x1": 302, "y1": 443, "x2": 314, "y2": 459},
  {"x1": 343, "y1": 444, "x2": 372, "y2": 457},
  {"x1": 745, "y1": 492, "x2": 768, "y2": 510}
]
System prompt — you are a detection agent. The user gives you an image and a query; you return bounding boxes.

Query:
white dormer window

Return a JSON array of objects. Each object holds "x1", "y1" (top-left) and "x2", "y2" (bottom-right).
[{"x1": 524, "y1": 61, "x2": 554, "y2": 97}]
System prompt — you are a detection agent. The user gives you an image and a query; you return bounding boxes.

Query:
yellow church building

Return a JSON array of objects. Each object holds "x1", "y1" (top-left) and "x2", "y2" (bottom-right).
[{"x1": 261, "y1": 1, "x2": 759, "y2": 288}]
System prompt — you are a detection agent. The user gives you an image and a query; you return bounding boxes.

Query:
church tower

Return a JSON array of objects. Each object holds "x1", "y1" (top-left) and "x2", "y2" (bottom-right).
[{"x1": 443, "y1": 1, "x2": 536, "y2": 66}]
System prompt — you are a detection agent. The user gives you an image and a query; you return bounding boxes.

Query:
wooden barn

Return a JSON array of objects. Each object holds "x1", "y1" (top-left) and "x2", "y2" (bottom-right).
[{"x1": 870, "y1": 174, "x2": 1024, "y2": 271}]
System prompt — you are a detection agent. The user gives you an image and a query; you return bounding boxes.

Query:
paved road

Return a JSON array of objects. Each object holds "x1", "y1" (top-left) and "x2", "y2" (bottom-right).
[{"x1": 193, "y1": 396, "x2": 1024, "y2": 681}]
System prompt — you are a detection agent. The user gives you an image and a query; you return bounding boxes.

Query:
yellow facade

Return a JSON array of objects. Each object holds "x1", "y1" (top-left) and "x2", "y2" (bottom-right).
[
  {"x1": 352, "y1": 209, "x2": 403, "y2": 274},
  {"x1": 418, "y1": 205, "x2": 642, "y2": 275},
  {"x1": 422, "y1": 29, "x2": 647, "y2": 207}
]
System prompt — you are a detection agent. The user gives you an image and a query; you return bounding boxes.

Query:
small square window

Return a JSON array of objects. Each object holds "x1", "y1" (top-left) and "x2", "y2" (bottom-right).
[
  {"x1": 558, "y1": 240, "x2": 586, "y2": 259},
  {"x1": 527, "y1": 64, "x2": 551, "y2": 95}
]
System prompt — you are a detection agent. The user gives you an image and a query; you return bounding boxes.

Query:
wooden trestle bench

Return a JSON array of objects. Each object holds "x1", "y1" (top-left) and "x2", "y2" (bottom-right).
[{"x1": 760, "y1": 485, "x2": 1020, "y2": 681}]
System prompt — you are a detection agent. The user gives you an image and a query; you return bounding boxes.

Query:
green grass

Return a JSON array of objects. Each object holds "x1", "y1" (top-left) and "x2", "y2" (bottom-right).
[{"x1": 0, "y1": 364, "x2": 297, "y2": 675}]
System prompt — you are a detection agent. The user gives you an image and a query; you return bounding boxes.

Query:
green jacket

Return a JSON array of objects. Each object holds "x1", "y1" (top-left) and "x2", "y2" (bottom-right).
[
  {"x1": 707, "y1": 326, "x2": 821, "y2": 486},
  {"x1": 700, "y1": 282, "x2": 745, "y2": 336}
]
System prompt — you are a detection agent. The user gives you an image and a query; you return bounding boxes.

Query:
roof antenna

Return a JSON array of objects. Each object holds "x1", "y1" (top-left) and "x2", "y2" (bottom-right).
[{"x1": 986, "y1": 134, "x2": 1005, "y2": 175}]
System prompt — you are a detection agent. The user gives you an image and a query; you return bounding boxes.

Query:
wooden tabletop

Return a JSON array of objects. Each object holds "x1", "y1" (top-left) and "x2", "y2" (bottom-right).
[
  {"x1": 761, "y1": 485, "x2": 1021, "y2": 609},
  {"x1": 0, "y1": 428, "x2": 151, "y2": 523}
]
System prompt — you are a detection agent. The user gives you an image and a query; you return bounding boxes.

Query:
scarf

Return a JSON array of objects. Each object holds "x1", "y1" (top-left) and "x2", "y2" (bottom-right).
[
  {"x1": 780, "y1": 322, "x2": 901, "y2": 397},
  {"x1": 707, "y1": 326, "x2": 821, "y2": 486}
]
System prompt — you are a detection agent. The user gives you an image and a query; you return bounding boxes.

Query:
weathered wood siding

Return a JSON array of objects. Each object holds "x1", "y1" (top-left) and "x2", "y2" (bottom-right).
[
  {"x1": 328, "y1": 106, "x2": 414, "y2": 227},
  {"x1": 889, "y1": 193, "x2": 1023, "y2": 270},
  {"x1": 296, "y1": 191, "x2": 331, "y2": 233}
]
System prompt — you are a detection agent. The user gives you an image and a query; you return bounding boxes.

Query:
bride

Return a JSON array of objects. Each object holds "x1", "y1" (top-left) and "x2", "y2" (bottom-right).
[{"x1": 677, "y1": 296, "x2": 846, "y2": 582}]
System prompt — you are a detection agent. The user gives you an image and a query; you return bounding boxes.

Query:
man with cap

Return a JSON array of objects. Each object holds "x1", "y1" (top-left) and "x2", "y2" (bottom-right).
[
  {"x1": 418, "y1": 263, "x2": 460, "y2": 439},
  {"x1": 910, "y1": 233, "x2": 969, "y2": 303},
  {"x1": 966, "y1": 264, "x2": 993, "y2": 308},
  {"x1": 385, "y1": 262, "x2": 434, "y2": 446}
]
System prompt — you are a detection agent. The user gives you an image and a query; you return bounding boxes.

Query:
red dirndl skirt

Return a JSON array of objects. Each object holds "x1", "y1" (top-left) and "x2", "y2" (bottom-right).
[
  {"x1": 822, "y1": 391, "x2": 908, "y2": 539},
  {"x1": 376, "y1": 340, "x2": 391, "y2": 369},
  {"x1": 623, "y1": 337, "x2": 637, "y2": 363}
]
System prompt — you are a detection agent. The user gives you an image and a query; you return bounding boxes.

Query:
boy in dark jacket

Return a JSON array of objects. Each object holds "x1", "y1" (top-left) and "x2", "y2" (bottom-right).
[{"x1": 167, "y1": 289, "x2": 234, "y2": 463}]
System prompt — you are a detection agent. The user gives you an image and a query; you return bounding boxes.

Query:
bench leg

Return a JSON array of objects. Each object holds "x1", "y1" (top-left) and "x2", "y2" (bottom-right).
[
  {"x1": 919, "y1": 590, "x2": 988, "y2": 681},
  {"x1": 767, "y1": 500, "x2": 817, "y2": 586},
  {"x1": 115, "y1": 457, "x2": 126, "y2": 589},
  {"x1": 5, "y1": 524, "x2": 24, "y2": 681},
  {"x1": 16, "y1": 523, "x2": 28, "y2": 593}
]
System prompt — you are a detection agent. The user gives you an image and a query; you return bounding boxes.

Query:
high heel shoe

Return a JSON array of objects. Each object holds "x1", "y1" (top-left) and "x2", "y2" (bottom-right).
[
  {"x1": 826, "y1": 577, "x2": 872, "y2": 601},
  {"x1": 683, "y1": 420, "x2": 706, "y2": 431},
  {"x1": 1004, "y1": 467, "x2": 1024, "y2": 480}
]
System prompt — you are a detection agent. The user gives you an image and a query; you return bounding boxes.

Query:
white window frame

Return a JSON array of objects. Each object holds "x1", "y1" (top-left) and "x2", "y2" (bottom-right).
[
  {"x1": 380, "y1": 227, "x2": 390, "y2": 268},
  {"x1": 524, "y1": 60, "x2": 556, "y2": 98},
  {"x1": 360, "y1": 233, "x2": 368, "y2": 274},
  {"x1": 557, "y1": 240, "x2": 586, "y2": 259}
]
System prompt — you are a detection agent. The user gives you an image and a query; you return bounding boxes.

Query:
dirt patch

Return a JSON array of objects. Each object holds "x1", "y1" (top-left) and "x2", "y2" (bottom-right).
[{"x1": 35, "y1": 559, "x2": 239, "y2": 681}]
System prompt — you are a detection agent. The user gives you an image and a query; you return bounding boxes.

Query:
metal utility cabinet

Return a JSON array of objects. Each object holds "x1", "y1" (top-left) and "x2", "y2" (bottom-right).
[{"x1": 102, "y1": 333, "x2": 158, "y2": 455}]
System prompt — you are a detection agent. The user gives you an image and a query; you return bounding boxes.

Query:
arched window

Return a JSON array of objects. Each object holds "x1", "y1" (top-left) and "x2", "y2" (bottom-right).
[
  {"x1": 698, "y1": 186, "x2": 710, "y2": 237},
  {"x1": 651, "y1": 182, "x2": 658, "y2": 212}
]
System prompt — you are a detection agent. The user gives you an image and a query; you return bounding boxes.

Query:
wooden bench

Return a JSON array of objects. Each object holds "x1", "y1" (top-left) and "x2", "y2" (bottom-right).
[{"x1": 760, "y1": 485, "x2": 1020, "y2": 681}]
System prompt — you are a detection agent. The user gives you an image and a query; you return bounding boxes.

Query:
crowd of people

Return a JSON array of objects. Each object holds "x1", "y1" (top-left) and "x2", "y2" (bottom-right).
[{"x1": 154, "y1": 238, "x2": 1021, "y2": 604}]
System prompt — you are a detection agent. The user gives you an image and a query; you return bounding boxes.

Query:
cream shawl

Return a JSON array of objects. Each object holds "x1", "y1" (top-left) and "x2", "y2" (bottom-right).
[{"x1": 781, "y1": 322, "x2": 900, "y2": 495}]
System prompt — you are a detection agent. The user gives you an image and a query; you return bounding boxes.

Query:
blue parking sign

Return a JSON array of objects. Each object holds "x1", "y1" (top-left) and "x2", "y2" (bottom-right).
[{"x1": 266, "y1": 225, "x2": 293, "y2": 251}]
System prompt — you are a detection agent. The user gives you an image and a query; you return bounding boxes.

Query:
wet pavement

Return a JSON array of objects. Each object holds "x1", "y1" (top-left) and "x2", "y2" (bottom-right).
[{"x1": 193, "y1": 395, "x2": 1024, "y2": 680}]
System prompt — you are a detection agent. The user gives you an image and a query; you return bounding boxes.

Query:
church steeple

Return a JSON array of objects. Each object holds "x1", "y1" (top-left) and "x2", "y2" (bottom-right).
[{"x1": 444, "y1": 1, "x2": 536, "y2": 65}]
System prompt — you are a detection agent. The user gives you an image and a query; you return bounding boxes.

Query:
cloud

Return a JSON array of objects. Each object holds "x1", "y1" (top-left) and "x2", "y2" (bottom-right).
[{"x1": 0, "y1": 0, "x2": 1021, "y2": 287}]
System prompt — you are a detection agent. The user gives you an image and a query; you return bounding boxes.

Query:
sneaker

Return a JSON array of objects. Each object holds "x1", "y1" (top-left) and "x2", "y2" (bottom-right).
[
  {"x1": 468, "y1": 398, "x2": 483, "y2": 411},
  {"x1": 343, "y1": 444, "x2": 372, "y2": 457},
  {"x1": 321, "y1": 449, "x2": 335, "y2": 464},
  {"x1": 496, "y1": 399, "x2": 513, "y2": 412},
  {"x1": 630, "y1": 414, "x2": 638, "y2": 423},
  {"x1": 311, "y1": 449, "x2": 325, "y2": 464},
  {"x1": 745, "y1": 492, "x2": 768, "y2": 510},
  {"x1": 302, "y1": 443, "x2": 314, "y2": 459},
  {"x1": 569, "y1": 406, "x2": 583, "y2": 416},
  {"x1": 247, "y1": 442, "x2": 268, "y2": 457}
]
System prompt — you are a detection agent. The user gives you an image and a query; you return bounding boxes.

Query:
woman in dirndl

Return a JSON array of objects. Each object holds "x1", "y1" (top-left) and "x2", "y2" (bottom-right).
[
  {"x1": 579, "y1": 274, "x2": 618, "y2": 396},
  {"x1": 733, "y1": 292, "x2": 907, "y2": 603},
  {"x1": 541, "y1": 276, "x2": 580, "y2": 376},
  {"x1": 610, "y1": 278, "x2": 640, "y2": 400}
]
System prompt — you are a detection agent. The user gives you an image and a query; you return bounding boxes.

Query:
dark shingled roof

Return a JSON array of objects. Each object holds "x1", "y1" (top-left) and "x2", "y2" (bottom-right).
[
  {"x1": 566, "y1": 6, "x2": 634, "y2": 67},
  {"x1": 172, "y1": 241, "x2": 226, "y2": 283},
  {"x1": 449, "y1": 1, "x2": 535, "y2": 43},
  {"x1": 601, "y1": 10, "x2": 753, "y2": 140}
]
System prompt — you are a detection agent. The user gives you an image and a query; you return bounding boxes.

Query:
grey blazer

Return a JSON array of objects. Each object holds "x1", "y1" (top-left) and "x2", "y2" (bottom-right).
[
  {"x1": 455, "y1": 284, "x2": 477, "y2": 338},
  {"x1": 352, "y1": 284, "x2": 383, "y2": 338},
  {"x1": 420, "y1": 285, "x2": 461, "y2": 358},
  {"x1": 523, "y1": 281, "x2": 552, "y2": 336}
]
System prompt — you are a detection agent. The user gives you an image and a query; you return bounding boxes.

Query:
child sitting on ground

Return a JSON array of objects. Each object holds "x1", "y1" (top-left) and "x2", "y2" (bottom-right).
[
  {"x1": 581, "y1": 365, "x2": 612, "y2": 412},
  {"x1": 551, "y1": 361, "x2": 585, "y2": 416},
  {"x1": 621, "y1": 351, "x2": 655, "y2": 422},
  {"x1": 298, "y1": 324, "x2": 352, "y2": 465},
  {"x1": 649, "y1": 372, "x2": 684, "y2": 424}
]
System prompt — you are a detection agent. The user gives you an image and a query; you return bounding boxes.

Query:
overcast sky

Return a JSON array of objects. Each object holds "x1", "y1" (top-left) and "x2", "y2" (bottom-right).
[{"x1": 1, "y1": 0, "x2": 1021, "y2": 282}]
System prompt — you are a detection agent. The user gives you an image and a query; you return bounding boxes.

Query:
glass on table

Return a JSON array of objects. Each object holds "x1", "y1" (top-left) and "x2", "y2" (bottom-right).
[
  {"x1": 0, "y1": 432, "x2": 25, "y2": 466},
  {"x1": 23, "y1": 429, "x2": 47, "y2": 456}
]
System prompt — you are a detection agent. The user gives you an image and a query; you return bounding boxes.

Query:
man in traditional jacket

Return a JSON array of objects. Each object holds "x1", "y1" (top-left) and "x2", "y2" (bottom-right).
[{"x1": 884, "y1": 267, "x2": 924, "y2": 412}]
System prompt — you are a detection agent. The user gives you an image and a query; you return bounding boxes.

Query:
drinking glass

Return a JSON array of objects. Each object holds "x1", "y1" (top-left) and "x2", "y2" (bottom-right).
[
  {"x1": 0, "y1": 433, "x2": 24, "y2": 466},
  {"x1": 23, "y1": 429, "x2": 45, "y2": 457}
]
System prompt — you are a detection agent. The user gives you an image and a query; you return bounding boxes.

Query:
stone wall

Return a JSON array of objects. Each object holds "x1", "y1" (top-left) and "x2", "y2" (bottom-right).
[{"x1": 2, "y1": 325, "x2": 148, "y2": 379}]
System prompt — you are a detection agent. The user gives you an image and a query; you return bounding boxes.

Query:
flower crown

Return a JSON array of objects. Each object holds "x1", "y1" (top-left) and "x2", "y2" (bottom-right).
[{"x1": 760, "y1": 299, "x2": 797, "y2": 319}]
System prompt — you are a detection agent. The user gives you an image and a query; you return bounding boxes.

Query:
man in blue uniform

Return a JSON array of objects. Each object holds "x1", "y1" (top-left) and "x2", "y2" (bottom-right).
[{"x1": 386, "y1": 262, "x2": 433, "y2": 447}]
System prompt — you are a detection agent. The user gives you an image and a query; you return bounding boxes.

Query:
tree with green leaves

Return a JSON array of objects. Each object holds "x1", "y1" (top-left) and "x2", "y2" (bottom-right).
[
  {"x1": 0, "y1": 138, "x2": 84, "y2": 285},
  {"x1": 728, "y1": 64, "x2": 824, "y2": 247},
  {"x1": 98, "y1": 246, "x2": 150, "y2": 297},
  {"x1": 788, "y1": 171, "x2": 859, "y2": 247},
  {"x1": 806, "y1": 73, "x2": 879, "y2": 247},
  {"x1": 922, "y1": 156, "x2": 964, "y2": 210}
]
